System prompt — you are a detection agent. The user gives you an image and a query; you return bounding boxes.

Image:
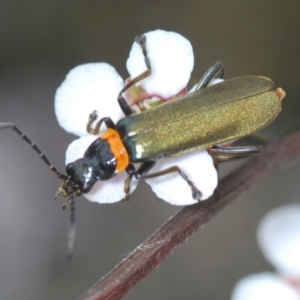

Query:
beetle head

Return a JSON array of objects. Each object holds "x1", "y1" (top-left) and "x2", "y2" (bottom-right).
[
  {"x1": 55, "y1": 158, "x2": 98, "y2": 208},
  {"x1": 55, "y1": 132, "x2": 129, "y2": 208}
]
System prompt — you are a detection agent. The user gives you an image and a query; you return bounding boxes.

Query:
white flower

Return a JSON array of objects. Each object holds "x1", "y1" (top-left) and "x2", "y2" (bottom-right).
[
  {"x1": 127, "y1": 29, "x2": 194, "y2": 99},
  {"x1": 54, "y1": 29, "x2": 218, "y2": 205},
  {"x1": 55, "y1": 63, "x2": 125, "y2": 137},
  {"x1": 257, "y1": 204, "x2": 300, "y2": 277},
  {"x1": 231, "y1": 204, "x2": 300, "y2": 300},
  {"x1": 231, "y1": 273, "x2": 299, "y2": 300}
]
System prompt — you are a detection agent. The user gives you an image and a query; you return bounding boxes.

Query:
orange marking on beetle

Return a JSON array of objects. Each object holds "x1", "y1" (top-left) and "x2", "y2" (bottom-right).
[
  {"x1": 101, "y1": 128, "x2": 129, "y2": 173},
  {"x1": 275, "y1": 88, "x2": 286, "y2": 101}
]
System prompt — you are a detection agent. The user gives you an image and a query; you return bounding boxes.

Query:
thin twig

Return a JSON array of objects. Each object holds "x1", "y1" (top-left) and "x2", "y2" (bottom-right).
[{"x1": 80, "y1": 129, "x2": 300, "y2": 300}]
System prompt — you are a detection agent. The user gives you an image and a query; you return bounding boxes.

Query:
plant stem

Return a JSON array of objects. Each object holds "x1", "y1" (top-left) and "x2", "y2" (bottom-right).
[{"x1": 80, "y1": 129, "x2": 300, "y2": 300}]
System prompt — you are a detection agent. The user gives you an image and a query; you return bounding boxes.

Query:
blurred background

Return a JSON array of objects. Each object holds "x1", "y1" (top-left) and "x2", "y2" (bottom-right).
[{"x1": 0, "y1": 1, "x2": 300, "y2": 299}]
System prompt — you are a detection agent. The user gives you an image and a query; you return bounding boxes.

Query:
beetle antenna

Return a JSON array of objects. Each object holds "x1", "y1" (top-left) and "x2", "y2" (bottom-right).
[
  {"x1": 66, "y1": 198, "x2": 76, "y2": 260},
  {"x1": 0, "y1": 123, "x2": 66, "y2": 179}
]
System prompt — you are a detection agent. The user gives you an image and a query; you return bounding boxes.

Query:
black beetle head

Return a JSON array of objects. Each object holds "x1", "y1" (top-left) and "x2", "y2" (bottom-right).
[
  {"x1": 55, "y1": 159, "x2": 97, "y2": 208},
  {"x1": 65, "y1": 159, "x2": 97, "y2": 193}
]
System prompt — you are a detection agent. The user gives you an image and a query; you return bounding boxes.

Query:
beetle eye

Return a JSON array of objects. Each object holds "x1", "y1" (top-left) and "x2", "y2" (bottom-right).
[{"x1": 66, "y1": 162, "x2": 74, "y2": 173}]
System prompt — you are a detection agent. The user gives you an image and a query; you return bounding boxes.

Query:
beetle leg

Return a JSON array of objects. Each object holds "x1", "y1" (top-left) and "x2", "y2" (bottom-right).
[
  {"x1": 194, "y1": 61, "x2": 224, "y2": 91},
  {"x1": 125, "y1": 163, "x2": 202, "y2": 201},
  {"x1": 123, "y1": 176, "x2": 132, "y2": 201},
  {"x1": 142, "y1": 166, "x2": 202, "y2": 201},
  {"x1": 123, "y1": 164, "x2": 135, "y2": 201},
  {"x1": 86, "y1": 110, "x2": 98, "y2": 132},
  {"x1": 117, "y1": 34, "x2": 152, "y2": 116},
  {"x1": 123, "y1": 161, "x2": 156, "y2": 201},
  {"x1": 86, "y1": 110, "x2": 116, "y2": 135},
  {"x1": 208, "y1": 145, "x2": 263, "y2": 163}
]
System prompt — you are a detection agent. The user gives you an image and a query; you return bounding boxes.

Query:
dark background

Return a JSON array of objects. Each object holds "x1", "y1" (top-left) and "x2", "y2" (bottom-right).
[{"x1": 0, "y1": 1, "x2": 300, "y2": 299}]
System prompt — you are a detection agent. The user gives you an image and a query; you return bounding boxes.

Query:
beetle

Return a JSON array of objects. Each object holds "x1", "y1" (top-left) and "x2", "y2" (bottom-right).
[
  {"x1": 0, "y1": 34, "x2": 285, "y2": 207},
  {"x1": 0, "y1": 34, "x2": 285, "y2": 257}
]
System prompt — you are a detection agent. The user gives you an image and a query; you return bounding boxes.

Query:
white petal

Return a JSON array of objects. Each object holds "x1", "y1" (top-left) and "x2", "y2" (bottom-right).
[
  {"x1": 55, "y1": 63, "x2": 124, "y2": 137},
  {"x1": 126, "y1": 29, "x2": 194, "y2": 99},
  {"x1": 231, "y1": 273, "x2": 299, "y2": 300},
  {"x1": 189, "y1": 78, "x2": 224, "y2": 93},
  {"x1": 257, "y1": 204, "x2": 300, "y2": 276},
  {"x1": 83, "y1": 172, "x2": 138, "y2": 204},
  {"x1": 208, "y1": 78, "x2": 224, "y2": 86},
  {"x1": 144, "y1": 151, "x2": 217, "y2": 206},
  {"x1": 65, "y1": 136, "x2": 138, "y2": 204},
  {"x1": 65, "y1": 135, "x2": 98, "y2": 164}
]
